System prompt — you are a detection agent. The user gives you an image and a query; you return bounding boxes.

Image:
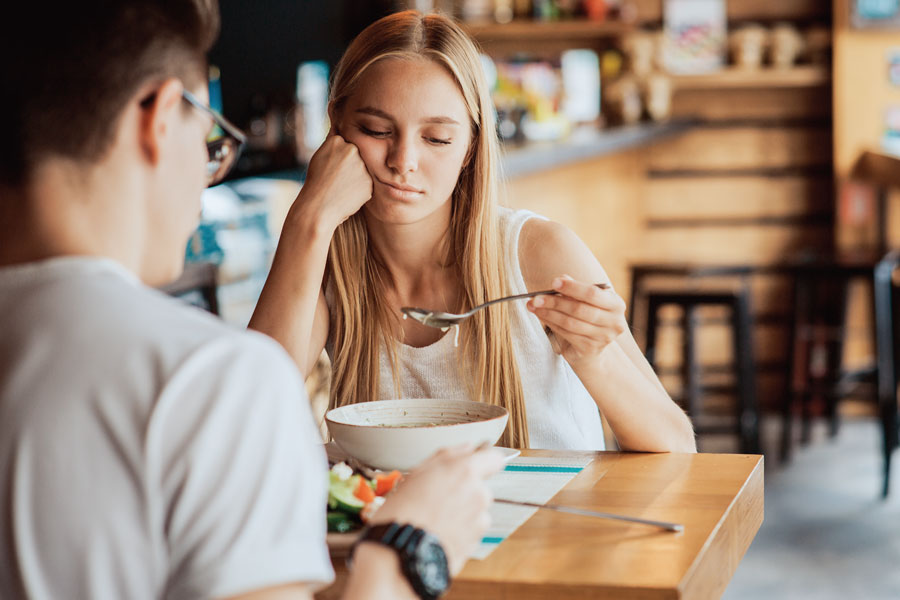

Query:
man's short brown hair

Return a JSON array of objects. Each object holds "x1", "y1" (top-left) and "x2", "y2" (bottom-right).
[{"x1": 0, "y1": 1, "x2": 220, "y2": 186}]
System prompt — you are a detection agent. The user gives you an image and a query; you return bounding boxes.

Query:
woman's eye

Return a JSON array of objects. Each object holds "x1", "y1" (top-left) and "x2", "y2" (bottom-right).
[
  {"x1": 426, "y1": 137, "x2": 452, "y2": 145},
  {"x1": 359, "y1": 125, "x2": 390, "y2": 137}
]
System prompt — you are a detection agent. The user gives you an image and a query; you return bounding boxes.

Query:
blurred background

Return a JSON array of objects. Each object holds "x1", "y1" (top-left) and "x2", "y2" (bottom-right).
[{"x1": 164, "y1": 3, "x2": 900, "y2": 597}]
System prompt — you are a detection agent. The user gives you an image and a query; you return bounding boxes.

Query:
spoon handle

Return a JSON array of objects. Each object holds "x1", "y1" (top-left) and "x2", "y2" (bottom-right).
[{"x1": 473, "y1": 282, "x2": 610, "y2": 313}]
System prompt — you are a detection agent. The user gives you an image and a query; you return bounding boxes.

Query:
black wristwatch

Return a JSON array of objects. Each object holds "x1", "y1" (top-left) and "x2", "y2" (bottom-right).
[{"x1": 350, "y1": 522, "x2": 451, "y2": 600}]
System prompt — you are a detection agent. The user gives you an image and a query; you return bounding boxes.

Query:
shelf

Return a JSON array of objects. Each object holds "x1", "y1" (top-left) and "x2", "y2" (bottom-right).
[
  {"x1": 672, "y1": 65, "x2": 831, "y2": 91},
  {"x1": 461, "y1": 19, "x2": 632, "y2": 42},
  {"x1": 502, "y1": 119, "x2": 695, "y2": 177},
  {"x1": 630, "y1": 0, "x2": 829, "y2": 25}
]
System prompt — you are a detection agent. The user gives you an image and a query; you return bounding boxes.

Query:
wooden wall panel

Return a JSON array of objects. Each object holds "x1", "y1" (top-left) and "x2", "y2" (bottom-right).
[
  {"x1": 638, "y1": 224, "x2": 832, "y2": 264},
  {"x1": 647, "y1": 126, "x2": 833, "y2": 172},
  {"x1": 505, "y1": 150, "x2": 646, "y2": 302},
  {"x1": 644, "y1": 175, "x2": 833, "y2": 221},
  {"x1": 671, "y1": 88, "x2": 832, "y2": 122},
  {"x1": 833, "y1": 3, "x2": 900, "y2": 178}
]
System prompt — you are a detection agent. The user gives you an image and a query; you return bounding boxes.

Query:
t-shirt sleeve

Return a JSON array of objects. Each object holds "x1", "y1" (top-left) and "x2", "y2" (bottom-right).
[{"x1": 148, "y1": 332, "x2": 334, "y2": 599}]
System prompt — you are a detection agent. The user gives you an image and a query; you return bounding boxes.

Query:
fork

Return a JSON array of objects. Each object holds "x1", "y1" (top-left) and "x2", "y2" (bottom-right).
[{"x1": 401, "y1": 283, "x2": 611, "y2": 330}]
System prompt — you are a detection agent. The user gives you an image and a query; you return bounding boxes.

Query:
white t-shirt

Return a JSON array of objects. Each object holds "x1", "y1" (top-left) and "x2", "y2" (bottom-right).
[{"x1": 0, "y1": 257, "x2": 334, "y2": 599}]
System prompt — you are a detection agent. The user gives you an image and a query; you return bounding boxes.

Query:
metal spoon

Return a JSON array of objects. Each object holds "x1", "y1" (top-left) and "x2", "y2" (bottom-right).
[{"x1": 401, "y1": 283, "x2": 611, "y2": 330}]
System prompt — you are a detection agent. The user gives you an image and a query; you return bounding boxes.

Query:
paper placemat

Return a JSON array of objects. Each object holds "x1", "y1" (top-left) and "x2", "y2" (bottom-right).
[{"x1": 472, "y1": 455, "x2": 595, "y2": 560}]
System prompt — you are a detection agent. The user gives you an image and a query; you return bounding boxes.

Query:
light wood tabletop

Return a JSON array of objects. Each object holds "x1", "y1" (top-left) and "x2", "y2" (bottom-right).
[{"x1": 318, "y1": 450, "x2": 764, "y2": 600}]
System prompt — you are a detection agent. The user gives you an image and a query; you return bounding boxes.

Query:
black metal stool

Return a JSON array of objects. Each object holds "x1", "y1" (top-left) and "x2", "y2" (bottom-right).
[{"x1": 642, "y1": 287, "x2": 761, "y2": 454}]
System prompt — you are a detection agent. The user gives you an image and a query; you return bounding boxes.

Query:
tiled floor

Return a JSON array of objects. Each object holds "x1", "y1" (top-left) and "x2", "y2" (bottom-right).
[{"x1": 722, "y1": 417, "x2": 900, "y2": 600}]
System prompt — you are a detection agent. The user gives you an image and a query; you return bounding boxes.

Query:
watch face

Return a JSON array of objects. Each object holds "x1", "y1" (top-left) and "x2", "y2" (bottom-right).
[{"x1": 412, "y1": 534, "x2": 450, "y2": 595}]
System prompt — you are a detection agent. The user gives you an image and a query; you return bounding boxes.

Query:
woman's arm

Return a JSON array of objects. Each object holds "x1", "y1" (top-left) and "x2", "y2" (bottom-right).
[
  {"x1": 249, "y1": 136, "x2": 372, "y2": 377},
  {"x1": 519, "y1": 218, "x2": 696, "y2": 453}
]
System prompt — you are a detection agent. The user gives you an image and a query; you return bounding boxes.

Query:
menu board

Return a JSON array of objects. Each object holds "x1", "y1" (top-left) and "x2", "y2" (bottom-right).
[{"x1": 662, "y1": 0, "x2": 727, "y2": 74}]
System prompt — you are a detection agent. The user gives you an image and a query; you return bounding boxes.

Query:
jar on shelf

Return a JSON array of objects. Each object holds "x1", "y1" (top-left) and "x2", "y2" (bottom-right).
[
  {"x1": 458, "y1": 0, "x2": 493, "y2": 21},
  {"x1": 730, "y1": 24, "x2": 768, "y2": 70},
  {"x1": 769, "y1": 23, "x2": 804, "y2": 69}
]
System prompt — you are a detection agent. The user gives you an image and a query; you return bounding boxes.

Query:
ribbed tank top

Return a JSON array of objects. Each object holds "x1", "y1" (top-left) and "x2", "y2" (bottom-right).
[{"x1": 367, "y1": 207, "x2": 606, "y2": 450}]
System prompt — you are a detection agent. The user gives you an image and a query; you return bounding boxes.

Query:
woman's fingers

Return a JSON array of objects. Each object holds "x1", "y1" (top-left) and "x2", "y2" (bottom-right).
[
  {"x1": 553, "y1": 275, "x2": 617, "y2": 308},
  {"x1": 531, "y1": 293, "x2": 606, "y2": 324},
  {"x1": 534, "y1": 303, "x2": 626, "y2": 339},
  {"x1": 528, "y1": 280, "x2": 626, "y2": 331},
  {"x1": 527, "y1": 276, "x2": 628, "y2": 357}
]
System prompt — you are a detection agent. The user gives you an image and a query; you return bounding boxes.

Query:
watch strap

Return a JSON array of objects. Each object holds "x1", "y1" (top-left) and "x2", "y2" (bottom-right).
[{"x1": 350, "y1": 521, "x2": 447, "y2": 600}]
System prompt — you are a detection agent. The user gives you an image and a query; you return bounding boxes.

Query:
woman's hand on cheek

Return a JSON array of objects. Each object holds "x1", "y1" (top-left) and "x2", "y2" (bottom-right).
[
  {"x1": 527, "y1": 275, "x2": 628, "y2": 366},
  {"x1": 296, "y1": 132, "x2": 373, "y2": 230}
]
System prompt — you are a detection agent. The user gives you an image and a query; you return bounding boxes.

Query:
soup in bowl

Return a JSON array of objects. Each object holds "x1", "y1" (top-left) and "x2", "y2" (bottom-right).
[{"x1": 325, "y1": 398, "x2": 509, "y2": 471}]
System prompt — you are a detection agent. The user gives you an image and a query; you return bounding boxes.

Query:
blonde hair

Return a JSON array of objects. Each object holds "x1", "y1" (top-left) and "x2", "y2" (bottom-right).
[{"x1": 324, "y1": 10, "x2": 529, "y2": 448}]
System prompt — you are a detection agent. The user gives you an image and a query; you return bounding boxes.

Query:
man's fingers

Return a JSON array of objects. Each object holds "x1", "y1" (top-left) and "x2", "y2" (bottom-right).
[
  {"x1": 470, "y1": 447, "x2": 506, "y2": 477},
  {"x1": 430, "y1": 444, "x2": 505, "y2": 479}
]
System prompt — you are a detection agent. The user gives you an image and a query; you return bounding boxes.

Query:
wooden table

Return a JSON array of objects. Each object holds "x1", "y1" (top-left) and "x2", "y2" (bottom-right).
[{"x1": 318, "y1": 450, "x2": 764, "y2": 600}]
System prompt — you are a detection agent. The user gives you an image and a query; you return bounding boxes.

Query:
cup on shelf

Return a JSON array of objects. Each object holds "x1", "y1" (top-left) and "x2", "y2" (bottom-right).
[
  {"x1": 769, "y1": 23, "x2": 804, "y2": 69},
  {"x1": 730, "y1": 24, "x2": 768, "y2": 70},
  {"x1": 642, "y1": 73, "x2": 672, "y2": 122}
]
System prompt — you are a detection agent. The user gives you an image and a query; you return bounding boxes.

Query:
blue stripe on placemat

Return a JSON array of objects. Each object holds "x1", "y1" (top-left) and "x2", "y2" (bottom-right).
[
  {"x1": 481, "y1": 536, "x2": 504, "y2": 544},
  {"x1": 504, "y1": 465, "x2": 584, "y2": 473}
]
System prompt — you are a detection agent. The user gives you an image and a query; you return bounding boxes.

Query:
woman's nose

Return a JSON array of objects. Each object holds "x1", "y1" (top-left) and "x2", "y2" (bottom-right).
[{"x1": 387, "y1": 136, "x2": 418, "y2": 175}]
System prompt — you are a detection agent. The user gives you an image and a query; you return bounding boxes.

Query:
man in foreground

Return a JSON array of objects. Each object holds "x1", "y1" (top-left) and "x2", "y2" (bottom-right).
[{"x1": 0, "y1": 2, "x2": 502, "y2": 599}]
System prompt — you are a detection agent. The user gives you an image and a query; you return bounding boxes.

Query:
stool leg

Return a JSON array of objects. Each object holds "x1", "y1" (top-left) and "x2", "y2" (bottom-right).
[
  {"x1": 734, "y1": 291, "x2": 761, "y2": 455},
  {"x1": 825, "y1": 278, "x2": 852, "y2": 438},
  {"x1": 683, "y1": 303, "x2": 701, "y2": 423},
  {"x1": 882, "y1": 401, "x2": 897, "y2": 498},
  {"x1": 645, "y1": 296, "x2": 662, "y2": 370},
  {"x1": 801, "y1": 335, "x2": 819, "y2": 446},
  {"x1": 782, "y1": 274, "x2": 804, "y2": 463},
  {"x1": 628, "y1": 270, "x2": 643, "y2": 330}
]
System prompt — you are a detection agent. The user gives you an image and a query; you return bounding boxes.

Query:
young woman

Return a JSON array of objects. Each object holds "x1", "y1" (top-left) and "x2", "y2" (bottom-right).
[{"x1": 250, "y1": 10, "x2": 695, "y2": 452}]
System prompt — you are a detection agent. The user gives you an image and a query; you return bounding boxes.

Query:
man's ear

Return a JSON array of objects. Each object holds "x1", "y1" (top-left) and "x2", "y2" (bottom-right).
[{"x1": 138, "y1": 78, "x2": 185, "y2": 166}]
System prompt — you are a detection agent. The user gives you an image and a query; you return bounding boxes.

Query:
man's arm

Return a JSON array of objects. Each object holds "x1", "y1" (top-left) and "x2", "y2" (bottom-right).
[{"x1": 222, "y1": 545, "x2": 420, "y2": 600}]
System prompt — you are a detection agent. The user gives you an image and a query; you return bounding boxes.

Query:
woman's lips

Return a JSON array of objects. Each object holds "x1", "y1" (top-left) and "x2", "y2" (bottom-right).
[{"x1": 377, "y1": 178, "x2": 424, "y2": 201}]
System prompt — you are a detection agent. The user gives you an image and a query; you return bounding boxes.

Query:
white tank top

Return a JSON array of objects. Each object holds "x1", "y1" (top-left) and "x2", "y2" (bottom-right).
[{"x1": 374, "y1": 207, "x2": 606, "y2": 450}]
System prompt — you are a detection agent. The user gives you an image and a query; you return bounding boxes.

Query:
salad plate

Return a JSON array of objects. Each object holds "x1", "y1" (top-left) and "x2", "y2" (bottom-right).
[{"x1": 324, "y1": 445, "x2": 520, "y2": 556}]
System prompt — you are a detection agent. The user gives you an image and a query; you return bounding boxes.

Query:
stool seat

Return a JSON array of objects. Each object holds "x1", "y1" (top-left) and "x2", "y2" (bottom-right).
[{"x1": 642, "y1": 287, "x2": 761, "y2": 454}]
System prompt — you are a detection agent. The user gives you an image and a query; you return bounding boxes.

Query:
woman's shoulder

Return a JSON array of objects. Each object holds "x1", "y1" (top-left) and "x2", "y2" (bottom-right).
[{"x1": 518, "y1": 217, "x2": 610, "y2": 291}]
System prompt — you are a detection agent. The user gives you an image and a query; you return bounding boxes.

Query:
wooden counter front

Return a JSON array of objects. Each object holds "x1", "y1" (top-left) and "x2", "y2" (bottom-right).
[{"x1": 319, "y1": 451, "x2": 764, "y2": 600}]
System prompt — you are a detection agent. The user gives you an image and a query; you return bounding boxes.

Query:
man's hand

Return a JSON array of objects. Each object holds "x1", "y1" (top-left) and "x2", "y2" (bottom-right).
[{"x1": 370, "y1": 444, "x2": 505, "y2": 574}]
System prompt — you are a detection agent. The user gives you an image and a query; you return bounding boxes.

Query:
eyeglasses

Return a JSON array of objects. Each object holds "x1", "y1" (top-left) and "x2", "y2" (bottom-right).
[{"x1": 181, "y1": 89, "x2": 247, "y2": 186}]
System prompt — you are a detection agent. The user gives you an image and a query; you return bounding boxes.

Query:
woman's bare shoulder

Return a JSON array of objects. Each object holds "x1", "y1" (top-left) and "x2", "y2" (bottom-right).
[{"x1": 518, "y1": 217, "x2": 609, "y2": 291}]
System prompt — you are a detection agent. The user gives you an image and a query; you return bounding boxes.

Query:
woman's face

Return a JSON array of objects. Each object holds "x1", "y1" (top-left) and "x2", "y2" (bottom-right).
[{"x1": 338, "y1": 58, "x2": 473, "y2": 225}]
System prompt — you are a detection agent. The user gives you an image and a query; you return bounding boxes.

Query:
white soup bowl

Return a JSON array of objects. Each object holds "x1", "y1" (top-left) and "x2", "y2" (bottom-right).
[{"x1": 325, "y1": 398, "x2": 508, "y2": 471}]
